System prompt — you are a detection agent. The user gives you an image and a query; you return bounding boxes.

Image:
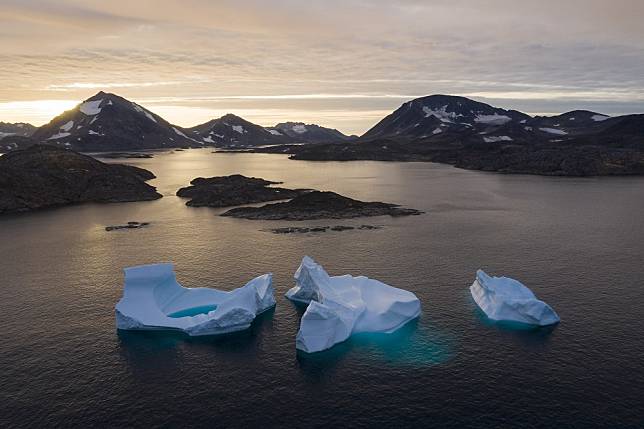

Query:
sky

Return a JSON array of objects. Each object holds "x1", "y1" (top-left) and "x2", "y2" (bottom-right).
[{"x1": 1, "y1": 0, "x2": 644, "y2": 135}]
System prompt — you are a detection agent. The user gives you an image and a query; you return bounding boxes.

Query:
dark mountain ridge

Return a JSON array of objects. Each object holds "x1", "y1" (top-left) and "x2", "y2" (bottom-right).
[
  {"x1": 0, "y1": 122, "x2": 36, "y2": 138},
  {"x1": 30, "y1": 92, "x2": 199, "y2": 151}
]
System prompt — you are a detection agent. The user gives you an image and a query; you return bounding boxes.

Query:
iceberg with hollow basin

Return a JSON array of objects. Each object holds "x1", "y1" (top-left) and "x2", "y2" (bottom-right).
[
  {"x1": 115, "y1": 263, "x2": 275, "y2": 336},
  {"x1": 470, "y1": 270, "x2": 560, "y2": 326},
  {"x1": 287, "y1": 256, "x2": 421, "y2": 353}
]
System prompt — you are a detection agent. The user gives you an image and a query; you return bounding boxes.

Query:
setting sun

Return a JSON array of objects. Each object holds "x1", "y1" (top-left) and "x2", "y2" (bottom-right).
[{"x1": 0, "y1": 99, "x2": 77, "y2": 125}]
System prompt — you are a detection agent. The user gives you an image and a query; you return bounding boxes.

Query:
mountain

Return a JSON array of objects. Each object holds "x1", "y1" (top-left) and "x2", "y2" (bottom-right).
[
  {"x1": 268, "y1": 122, "x2": 355, "y2": 143},
  {"x1": 252, "y1": 95, "x2": 644, "y2": 176},
  {"x1": 0, "y1": 145, "x2": 161, "y2": 214},
  {"x1": 362, "y1": 94, "x2": 531, "y2": 141},
  {"x1": 30, "y1": 92, "x2": 199, "y2": 151},
  {"x1": 359, "y1": 94, "x2": 644, "y2": 147},
  {"x1": 188, "y1": 114, "x2": 290, "y2": 147},
  {"x1": 0, "y1": 122, "x2": 36, "y2": 139},
  {"x1": 188, "y1": 115, "x2": 354, "y2": 147}
]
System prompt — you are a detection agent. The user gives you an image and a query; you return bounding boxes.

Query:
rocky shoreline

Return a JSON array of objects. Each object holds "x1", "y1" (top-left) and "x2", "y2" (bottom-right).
[{"x1": 249, "y1": 139, "x2": 644, "y2": 176}]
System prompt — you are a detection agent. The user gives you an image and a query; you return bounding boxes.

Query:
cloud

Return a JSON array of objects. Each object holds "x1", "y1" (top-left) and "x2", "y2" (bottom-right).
[{"x1": 1, "y1": 0, "x2": 643, "y2": 133}]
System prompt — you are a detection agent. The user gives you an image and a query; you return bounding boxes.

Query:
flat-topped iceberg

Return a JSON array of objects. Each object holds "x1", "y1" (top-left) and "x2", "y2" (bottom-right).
[
  {"x1": 470, "y1": 270, "x2": 560, "y2": 326},
  {"x1": 115, "y1": 263, "x2": 275, "y2": 336},
  {"x1": 287, "y1": 256, "x2": 421, "y2": 353}
]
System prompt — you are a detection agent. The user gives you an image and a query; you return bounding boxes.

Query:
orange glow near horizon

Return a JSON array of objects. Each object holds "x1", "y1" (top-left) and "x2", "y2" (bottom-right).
[{"x1": 1, "y1": 1, "x2": 644, "y2": 133}]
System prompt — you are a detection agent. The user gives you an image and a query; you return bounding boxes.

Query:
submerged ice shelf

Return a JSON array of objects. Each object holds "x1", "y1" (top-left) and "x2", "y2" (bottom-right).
[
  {"x1": 115, "y1": 263, "x2": 276, "y2": 336},
  {"x1": 287, "y1": 256, "x2": 421, "y2": 353},
  {"x1": 470, "y1": 269, "x2": 560, "y2": 326}
]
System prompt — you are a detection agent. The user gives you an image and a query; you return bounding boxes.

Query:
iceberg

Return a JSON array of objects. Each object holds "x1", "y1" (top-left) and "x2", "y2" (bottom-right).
[
  {"x1": 115, "y1": 263, "x2": 275, "y2": 336},
  {"x1": 287, "y1": 256, "x2": 421, "y2": 353},
  {"x1": 470, "y1": 270, "x2": 560, "y2": 326}
]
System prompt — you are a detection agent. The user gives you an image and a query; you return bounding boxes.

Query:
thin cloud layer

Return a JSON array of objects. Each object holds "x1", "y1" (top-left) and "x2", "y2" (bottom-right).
[{"x1": 1, "y1": 0, "x2": 643, "y2": 133}]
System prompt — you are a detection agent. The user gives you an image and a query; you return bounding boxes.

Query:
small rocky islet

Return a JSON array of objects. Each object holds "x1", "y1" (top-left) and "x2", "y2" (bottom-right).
[
  {"x1": 98, "y1": 152, "x2": 154, "y2": 159},
  {"x1": 220, "y1": 190, "x2": 422, "y2": 220},
  {"x1": 176, "y1": 174, "x2": 309, "y2": 207},
  {"x1": 269, "y1": 225, "x2": 382, "y2": 234},
  {"x1": 105, "y1": 221, "x2": 150, "y2": 231}
]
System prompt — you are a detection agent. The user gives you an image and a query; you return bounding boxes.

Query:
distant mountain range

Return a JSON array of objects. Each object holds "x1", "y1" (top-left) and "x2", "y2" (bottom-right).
[
  {"x1": 2, "y1": 92, "x2": 643, "y2": 175},
  {"x1": 0, "y1": 122, "x2": 36, "y2": 138},
  {"x1": 0, "y1": 92, "x2": 354, "y2": 152},
  {"x1": 268, "y1": 122, "x2": 356, "y2": 143},
  {"x1": 255, "y1": 94, "x2": 644, "y2": 176}
]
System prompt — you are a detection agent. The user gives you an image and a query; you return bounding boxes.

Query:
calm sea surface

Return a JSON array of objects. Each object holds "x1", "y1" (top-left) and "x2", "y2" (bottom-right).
[{"x1": 1, "y1": 149, "x2": 643, "y2": 428}]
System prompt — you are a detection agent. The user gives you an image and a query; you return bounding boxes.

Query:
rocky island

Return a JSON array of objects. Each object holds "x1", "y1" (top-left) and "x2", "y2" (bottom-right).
[
  {"x1": 176, "y1": 174, "x2": 308, "y2": 207},
  {"x1": 0, "y1": 145, "x2": 161, "y2": 214},
  {"x1": 221, "y1": 191, "x2": 422, "y2": 220}
]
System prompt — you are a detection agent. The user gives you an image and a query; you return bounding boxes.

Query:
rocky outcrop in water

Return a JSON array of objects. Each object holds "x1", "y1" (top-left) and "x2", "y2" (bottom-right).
[
  {"x1": 105, "y1": 221, "x2": 151, "y2": 231},
  {"x1": 221, "y1": 191, "x2": 422, "y2": 220},
  {"x1": 99, "y1": 152, "x2": 154, "y2": 159},
  {"x1": 176, "y1": 174, "x2": 308, "y2": 207},
  {"x1": 269, "y1": 224, "x2": 382, "y2": 234},
  {"x1": 0, "y1": 145, "x2": 161, "y2": 214}
]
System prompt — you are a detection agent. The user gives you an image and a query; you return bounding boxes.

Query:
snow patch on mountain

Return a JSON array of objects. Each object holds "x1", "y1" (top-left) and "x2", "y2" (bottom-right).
[
  {"x1": 60, "y1": 121, "x2": 74, "y2": 132},
  {"x1": 268, "y1": 129, "x2": 282, "y2": 135},
  {"x1": 292, "y1": 124, "x2": 308, "y2": 134},
  {"x1": 131, "y1": 103, "x2": 157, "y2": 123},
  {"x1": 591, "y1": 114, "x2": 610, "y2": 122},
  {"x1": 422, "y1": 105, "x2": 461, "y2": 123},
  {"x1": 173, "y1": 127, "x2": 189, "y2": 138},
  {"x1": 474, "y1": 114, "x2": 512, "y2": 125},
  {"x1": 483, "y1": 136, "x2": 513, "y2": 143},
  {"x1": 540, "y1": 127, "x2": 568, "y2": 135},
  {"x1": 79, "y1": 100, "x2": 102, "y2": 116},
  {"x1": 47, "y1": 132, "x2": 71, "y2": 140},
  {"x1": 232, "y1": 125, "x2": 246, "y2": 134}
]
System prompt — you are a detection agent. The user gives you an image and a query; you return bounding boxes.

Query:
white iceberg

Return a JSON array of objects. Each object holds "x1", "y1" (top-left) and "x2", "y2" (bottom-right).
[
  {"x1": 287, "y1": 256, "x2": 421, "y2": 353},
  {"x1": 115, "y1": 263, "x2": 275, "y2": 336},
  {"x1": 470, "y1": 270, "x2": 560, "y2": 326}
]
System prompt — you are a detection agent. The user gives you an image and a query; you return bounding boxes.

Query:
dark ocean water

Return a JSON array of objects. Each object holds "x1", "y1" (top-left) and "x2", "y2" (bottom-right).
[{"x1": 1, "y1": 150, "x2": 643, "y2": 428}]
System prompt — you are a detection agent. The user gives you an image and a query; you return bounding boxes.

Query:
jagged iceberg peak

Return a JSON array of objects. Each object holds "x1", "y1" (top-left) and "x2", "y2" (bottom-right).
[
  {"x1": 287, "y1": 256, "x2": 421, "y2": 353},
  {"x1": 115, "y1": 263, "x2": 275, "y2": 336},
  {"x1": 470, "y1": 269, "x2": 560, "y2": 326}
]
